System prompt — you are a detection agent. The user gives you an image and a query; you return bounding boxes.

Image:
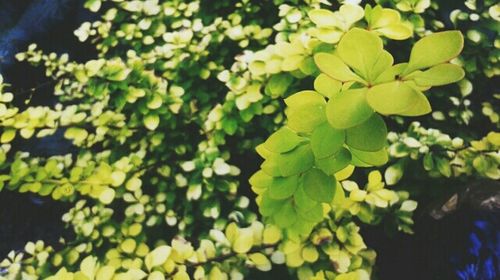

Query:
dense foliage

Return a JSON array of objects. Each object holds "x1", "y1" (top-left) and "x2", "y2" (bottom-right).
[{"x1": 0, "y1": 0, "x2": 498, "y2": 279}]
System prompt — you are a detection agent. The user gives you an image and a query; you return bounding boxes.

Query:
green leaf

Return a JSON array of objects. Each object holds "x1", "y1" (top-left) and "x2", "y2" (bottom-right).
[
  {"x1": 366, "y1": 6, "x2": 413, "y2": 40},
  {"x1": 285, "y1": 90, "x2": 325, "y2": 107},
  {"x1": 337, "y1": 28, "x2": 385, "y2": 80},
  {"x1": 84, "y1": 0, "x2": 101, "y2": 12},
  {"x1": 326, "y1": 88, "x2": 374, "y2": 129},
  {"x1": 269, "y1": 175, "x2": 299, "y2": 200},
  {"x1": 384, "y1": 163, "x2": 404, "y2": 186},
  {"x1": 64, "y1": 128, "x2": 89, "y2": 143},
  {"x1": 310, "y1": 122, "x2": 345, "y2": 159},
  {"x1": 266, "y1": 73, "x2": 293, "y2": 97},
  {"x1": 366, "y1": 81, "x2": 420, "y2": 115},
  {"x1": 396, "y1": 88, "x2": 431, "y2": 116},
  {"x1": 435, "y1": 157, "x2": 452, "y2": 177},
  {"x1": 260, "y1": 194, "x2": 286, "y2": 216},
  {"x1": 104, "y1": 60, "x2": 131, "y2": 81},
  {"x1": 274, "y1": 201, "x2": 297, "y2": 228},
  {"x1": 233, "y1": 230, "x2": 254, "y2": 254},
  {"x1": 99, "y1": 188, "x2": 116, "y2": 204},
  {"x1": 313, "y1": 28, "x2": 344, "y2": 44},
  {"x1": 144, "y1": 114, "x2": 160, "y2": 130},
  {"x1": 315, "y1": 148, "x2": 352, "y2": 175},
  {"x1": 278, "y1": 144, "x2": 314, "y2": 176},
  {"x1": 261, "y1": 155, "x2": 283, "y2": 177},
  {"x1": 297, "y1": 203, "x2": 324, "y2": 223},
  {"x1": 404, "y1": 31, "x2": 464, "y2": 74},
  {"x1": 350, "y1": 147, "x2": 388, "y2": 167},
  {"x1": 96, "y1": 266, "x2": 115, "y2": 280},
  {"x1": 303, "y1": 168, "x2": 336, "y2": 203},
  {"x1": 1, "y1": 129, "x2": 16, "y2": 143},
  {"x1": 285, "y1": 91, "x2": 327, "y2": 133},
  {"x1": 411, "y1": 64, "x2": 465, "y2": 86},
  {"x1": 368, "y1": 50, "x2": 394, "y2": 82},
  {"x1": 346, "y1": 114, "x2": 387, "y2": 151},
  {"x1": 294, "y1": 185, "x2": 319, "y2": 211},
  {"x1": 314, "y1": 74, "x2": 342, "y2": 98},
  {"x1": 249, "y1": 171, "x2": 274, "y2": 188},
  {"x1": 264, "y1": 127, "x2": 305, "y2": 153},
  {"x1": 308, "y1": 9, "x2": 337, "y2": 27},
  {"x1": 314, "y1": 53, "x2": 363, "y2": 83}
]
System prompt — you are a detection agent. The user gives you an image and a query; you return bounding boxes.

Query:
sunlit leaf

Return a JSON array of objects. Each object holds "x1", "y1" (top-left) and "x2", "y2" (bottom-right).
[
  {"x1": 326, "y1": 88, "x2": 374, "y2": 129},
  {"x1": 404, "y1": 31, "x2": 464, "y2": 74}
]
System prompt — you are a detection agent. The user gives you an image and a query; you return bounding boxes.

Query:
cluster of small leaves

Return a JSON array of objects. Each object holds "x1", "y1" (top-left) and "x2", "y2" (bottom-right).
[{"x1": 386, "y1": 122, "x2": 500, "y2": 181}]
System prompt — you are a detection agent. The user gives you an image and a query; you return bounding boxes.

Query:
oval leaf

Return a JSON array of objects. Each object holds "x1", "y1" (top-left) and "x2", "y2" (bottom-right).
[
  {"x1": 326, "y1": 88, "x2": 374, "y2": 129},
  {"x1": 366, "y1": 81, "x2": 419, "y2": 115},
  {"x1": 405, "y1": 31, "x2": 464, "y2": 74},
  {"x1": 346, "y1": 114, "x2": 387, "y2": 151},
  {"x1": 310, "y1": 122, "x2": 345, "y2": 159},
  {"x1": 303, "y1": 168, "x2": 336, "y2": 203}
]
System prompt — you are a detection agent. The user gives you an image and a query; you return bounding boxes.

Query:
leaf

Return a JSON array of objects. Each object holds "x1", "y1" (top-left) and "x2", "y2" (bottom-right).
[
  {"x1": 396, "y1": 87, "x2": 431, "y2": 116},
  {"x1": 337, "y1": 28, "x2": 385, "y2": 80},
  {"x1": 285, "y1": 90, "x2": 325, "y2": 107},
  {"x1": 111, "y1": 171, "x2": 126, "y2": 187},
  {"x1": 285, "y1": 91, "x2": 327, "y2": 133},
  {"x1": 368, "y1": 50, "x2": 394, "y2": 83},
  {"x1": 104, "y1": 60, "x2": 131, "y2": 81},
  {"x1": 376, "y1": 24, "x2": 413, "y2": 40},
  {"x1": 313, "y1": 28, "x2": 344, "y2": 44},
  {"x1": 145, "y1": 246, "x2": 171, "y2": 271},
  {"x1": 314, "y1": 53, "x2": 362, "y2": 82},
  {"x1": 144, "y1": 114, "x2": 160, "y2": 130},
  {"x1": 278, "y1": 144, "x2": 314, "y2": 176},
  {"x1": 147, "y1": 271, "x2": 165, "y2": 280},
  {"x1": 436, "y1": 157, "x2": 452, "y2": 177},
  {"x1": 314, "y1": 74, "x2": 342, "y2": 98},
  {"x1": 310, "y1": 123, "x2": 345, "y2": 159},
  {"x1": 264, "y1": 127, "x2": 305, "y2": 153},
  {"x1": 303, "y1": 168, "x2": 336, "y2": 203},
  {"x1": 350, "y1": 147, "x2": 388, "y2": 167},
  {"x1": 326, "y1": 88, "x2": 374, "y2": 129},
  {"x1": 263, "y1": 225, "x2": 282, "y2": 245},
  {"x1": 233, "y1": 230, "x2": 254, "y2": 253},
  {"x1": 266, "y1": 73, "x2": 293, "y2": 97},
  {"x1": 315, "y1": 148, "x2": 352, "y2": 175},
  {"x1": 274, "y1": 201, "x2": 297, "y2": 228},
  {"x1": 64, "y1": 127, "x2": 88, "y2": 143},
  {"x1": 345, "y1": 114, "x2": 387, "y2": 151},
  {"x1": 99, "y1": 188, "x2": 116, "y2": 204},
  {"x1": 294, "y1": 185, "x2": 319, "y2": 212},
  {"x1": 404, "y1": 31, "x2": 464, "y2": 74},
  {"x1": 269, "y1": 175, "x2": 299, "y2": 200},
  {"x1": 249, "y1": 171, "x2": 274, "y2": 188},
  {"x1": 384, "y1": 163, "x2": 404, "y2": 186},
  {"x1": 366, "y1": 81, "x2": 420, "y2": 115},
  {"x1": 401, "y1": 200, "x2": 418, "y2": 212},
  {"x1": 1, "y1": 129, "x2": 16, "y2": 143},
  {"x1": 411, "y1": 63, "x2": 465, "y2": 86},
  {"x1": 297, "y1": 203, "x2": 324, "y2": 223},
  {"x1": 84, "y1": 0, "x2": 101, "y2": 12},
  {"x1": 259, "y1": 194, "x2": 286, "y2": 216},
  {"x1": 367, "y1": 6, "x2": 413, "y2": 40},
  {"x1": 308, "y1": 9, "x2": 337, "y2": 27},
  {"x1": 261, "y1": 155, "x2": 283, "y2": 177},
  {"x1": 249, "y1": 253, "x2": 272, "y2": 271},
  {"x1": 96, "y1": 266, "x2": 116, "y2": 280}
]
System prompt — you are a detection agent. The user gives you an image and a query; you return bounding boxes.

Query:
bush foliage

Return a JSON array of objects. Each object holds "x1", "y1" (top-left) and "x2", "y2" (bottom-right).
[{"x1": 0, "y1": 0, "x2": 498, "y2": 279}]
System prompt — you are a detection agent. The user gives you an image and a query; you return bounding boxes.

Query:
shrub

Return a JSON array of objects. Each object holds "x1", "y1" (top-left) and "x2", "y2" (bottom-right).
[{"x1": 0, "y1": 0, "x2": 498, "y2": 279}]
